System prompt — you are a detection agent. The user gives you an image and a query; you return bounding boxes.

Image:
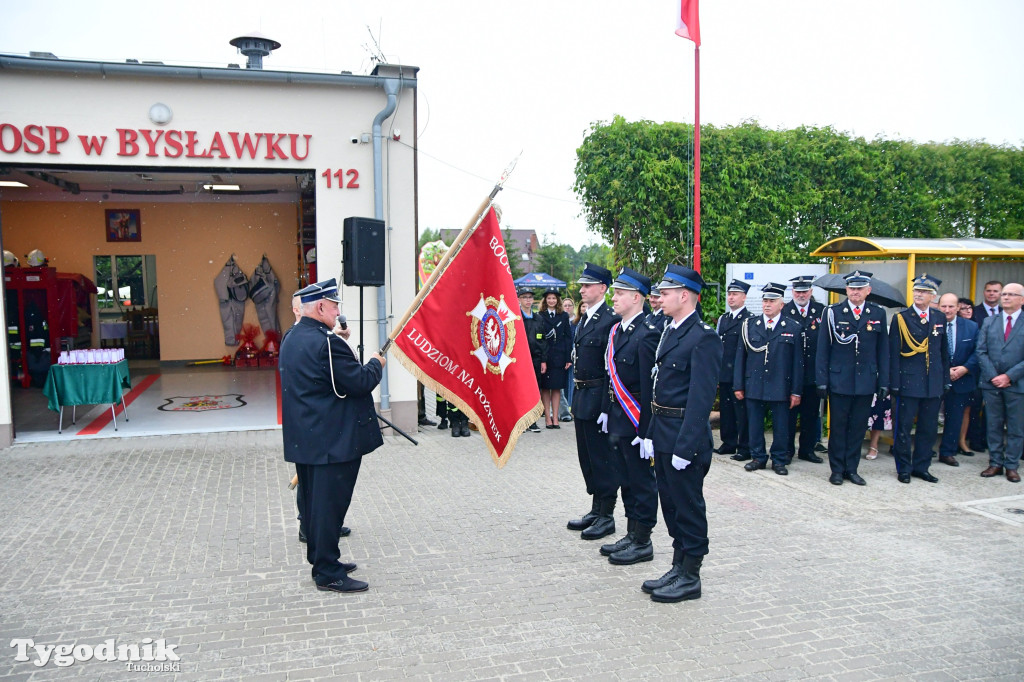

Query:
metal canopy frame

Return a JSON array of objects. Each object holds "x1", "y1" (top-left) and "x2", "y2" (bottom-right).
[{"x1": 810, "y1": 236, "x2": 1024, "y2": 305}]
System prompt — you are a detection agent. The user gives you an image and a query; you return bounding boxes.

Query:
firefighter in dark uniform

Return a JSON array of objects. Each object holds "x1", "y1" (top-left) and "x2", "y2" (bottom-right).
[
  {"x1": 598, "y1": 268, "x2": 659, "y2": 566},
  {"x1": 640, "y1": 265, "x2": 722, "y2": 603},
  {"x1": 518, "y1": 287, "x2": 549, "y2": 433},
  {"x1": 715, "y1": 279, "x2": 752, "y2": 460},
  {"x1": 567, "y1": 263, "x2": 621, "y2": 540},
  {"x1": 279, "y1": 278, "x2": 385, "y2": 594},
  {"x1": 735, "y1": 283, "x2": 804, "y2": 475},
  {"x1": 783, "y1": 275, "x2": 826, "y2": 465},
  {"x1": 816, "y1": 271, "x2": 889, "y2": 485},
  {"x1": 647, "y1": 285, "x2": 668, "y2": 331},
  {"x1": 889, "y1": 273, "x2": 950, "y2": 483}
]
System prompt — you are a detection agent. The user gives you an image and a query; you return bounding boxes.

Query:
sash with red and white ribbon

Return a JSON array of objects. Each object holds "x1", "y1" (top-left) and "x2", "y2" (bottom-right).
[{"x1": 606, "y1": 323, "x2": 641, "y2": 431}]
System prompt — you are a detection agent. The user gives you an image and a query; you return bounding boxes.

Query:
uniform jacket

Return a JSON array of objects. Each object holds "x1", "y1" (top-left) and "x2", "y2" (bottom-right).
[
  {"x1": 976, "y1": 312, "x2": 1024, "y2": 393},
  {"x1": 974, "y1": 303, "x2": 1000, "y2": 325},
  {"x1": 540, "y1": 309, "x2": 572, "y2": 365},
  {"x1": 647, "y1": 309, "x2": 669, "y2": 332},
  {"x1": 734, "y1": 315, "x2": 804, "y2": 401},
  {"x1": 644, "y1": 314, "x2": 723, "y2": 458},
  {"x1": 521, "y1": 311, "x2": 549, "y2": 365},
  {"x1": 888, "y1": 307, "x2": 950, "y2": 398},
  {"x1": 816, "y1": 301, "x2": 889, "y2": 396},
  {"x1": 571, "y1": 301, "x2": 620, "y2": 421},
  {"x1": 945, "y1": 316, "x2": 980, "y2": 394},
  {"x1": 601, "y1": 313, "x2": 656, "y2": 437},
  {"x1": 782, "y1": 299, "x2": 825, "y2": 385},
  {"x1": 279, "y1": 316, "x2": 384, "y2": 465},
  {"x1": 716, "y1": 307, "x2": 751, "y2": 387}
]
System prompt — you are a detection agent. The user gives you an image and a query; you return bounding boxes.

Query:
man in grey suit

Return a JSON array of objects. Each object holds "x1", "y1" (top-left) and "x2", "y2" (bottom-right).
[{"x1": 976, "y1": 282, "x2": 1024, "y2": 483}]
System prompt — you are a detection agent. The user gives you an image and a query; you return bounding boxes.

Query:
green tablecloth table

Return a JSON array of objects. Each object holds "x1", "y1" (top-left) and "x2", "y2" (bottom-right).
[{"x1": 42, "y1": 361, "x2": 132, "y2": 432}]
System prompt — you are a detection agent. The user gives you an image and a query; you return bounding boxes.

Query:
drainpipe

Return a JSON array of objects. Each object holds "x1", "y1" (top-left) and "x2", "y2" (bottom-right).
[{"x1": 372, "y1": 78, "x2": 400, "y2": 410}]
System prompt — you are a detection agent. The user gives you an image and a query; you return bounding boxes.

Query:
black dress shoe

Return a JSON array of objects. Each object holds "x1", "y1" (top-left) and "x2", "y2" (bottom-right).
[
  {"x1": 829, "y1": 473, "x2": 843, "y2": 485},
  {"x1": 744, "y1": 460, "x2": 766, "y2": 471},
  {"x1": 714, "y1": 446, "x2": 737, "y2": 455},
  {"x1": 340, "y1": 526, "x2": 351, "y2": 537},
  {"x1": 298, "y1": 529, "x2": 307, "y2": 543},
  {"x1": 316, "y1": 577, "x2": 368, "y2": 593},
  {"x1": 938, "y1": 455, "x2": 959, "y2": 467},
  {"x1": 552, "y1": 424, "x2": 561, "y2": 429},
  {"x1": 911, "y1": 471, "x2": 939, "y2": 483},
  {"x1": 560, "y1": 416, "x2": 573, "y2": 422},
  {"x1": 957, "y1": 447, "x2": 974, "y2": 456},
  {"x1": 898, "y1": 473, "x2": 911, "y2": 484},
  {"x1": 731, "y1": 453, "x2": 752, "y2": 462},
  {"x1": 418, "y1": 416, "x2": 437, "y2": 426},
  {"x1": 844, "y1": 472, "x2": 867, "y2": 486},
  {"x1": 338, "y1": 562, "x2": 357, "y2": 573},
  {"x1": 814, "y1": 442, "x2": 828, "y2": 453},
  {"x1": 798, "y1": 453, "x2": 824, "y2": 464},
  {"x1": 437, "y1": 419, "x2": 449, "y2": 430},
  {"x1": 773, "y1": 464, "x2": 789, "y2": 476}
]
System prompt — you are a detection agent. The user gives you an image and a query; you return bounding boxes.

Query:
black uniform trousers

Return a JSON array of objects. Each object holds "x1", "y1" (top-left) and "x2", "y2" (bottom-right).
[
  {"x1": 893, "y1": 396, "x2": 941, "y2": 475},
  {"x1": 939, "y1": 391, "x2": 972, "y2": 458},
  {"x1": 787, "y1": 384, "x2": 821, "y2": 457},
  {"x1": 574, "y1": 419, "x2": 617, "y2": 501},
  {"x1": 295, "y1": 459, "x2": 361, "y2": 586},
  {"x1": 654, "y1": 448, "x2": 711, "y2": 557},
  {"x1": 747, "y1": 398, "x2": 791, "y2": 465},
  {"x1": 608, "y1": 434, "x2": 658, "y2": 528},
  {"x1": 718, "y1": 383, "x2": 749, "y2": 455},
  {"x1": 825, "y1": 393, "x2": 873, "y2": 476}
]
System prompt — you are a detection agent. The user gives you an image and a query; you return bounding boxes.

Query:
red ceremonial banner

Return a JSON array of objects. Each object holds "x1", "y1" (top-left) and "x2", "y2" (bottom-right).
[
  {"x1": 390, "y1": 204, "x2": 543, "y2": 468},
  {"x1": 676, "y1": 0, "x2": 701, "y2": 45}
]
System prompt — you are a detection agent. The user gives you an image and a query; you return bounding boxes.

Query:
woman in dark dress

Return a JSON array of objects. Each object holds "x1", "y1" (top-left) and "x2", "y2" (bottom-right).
[{"x1": 539, "y1": 288, "x2": 572, "y2": 428}]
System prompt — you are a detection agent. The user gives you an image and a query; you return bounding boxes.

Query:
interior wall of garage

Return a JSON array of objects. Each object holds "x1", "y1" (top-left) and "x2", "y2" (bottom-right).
[{"x1": 1, "y1": 200, "x2": 298, "y2": 361}]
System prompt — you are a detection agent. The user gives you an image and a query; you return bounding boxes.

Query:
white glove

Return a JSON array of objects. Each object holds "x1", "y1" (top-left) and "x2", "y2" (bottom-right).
[
  {"x1": 642, "y1": 439, "x2": 654, "y2": 460},
  {"x1": 671, "y1": 455, "x2": 691, "y2": 470},
  {"x1": 596, "y1": 413, "x2": 608, "y2": 433}
]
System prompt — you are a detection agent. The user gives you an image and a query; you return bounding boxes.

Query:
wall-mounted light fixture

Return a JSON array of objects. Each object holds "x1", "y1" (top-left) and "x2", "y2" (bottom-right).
[{"x1": 149, "y1": 102, "x2": 173, "y2": 126}]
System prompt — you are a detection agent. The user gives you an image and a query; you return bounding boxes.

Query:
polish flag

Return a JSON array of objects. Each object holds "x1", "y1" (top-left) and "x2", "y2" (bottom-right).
[{"x1": 675, "y1": 0, "x2": 701, "y2": 46}]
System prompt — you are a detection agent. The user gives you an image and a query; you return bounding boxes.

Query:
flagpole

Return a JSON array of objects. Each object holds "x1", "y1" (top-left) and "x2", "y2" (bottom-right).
[{"x1": 693, "y1": 43, "x2": 701, "y2": 274}]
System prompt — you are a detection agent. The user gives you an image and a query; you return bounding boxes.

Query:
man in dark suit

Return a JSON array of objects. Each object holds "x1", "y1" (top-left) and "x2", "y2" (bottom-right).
[
  {"x1": 889, "y1": 274, "x2": 950, "y2": 484},
  {"x1": 734, "y1": 283, "x2": 804, "y2": 475},
  {"x1": 969, "y1": 281, "x2": 1003, "y2": 451},
  {"x1": 279, "y1": 278, "x2": 385, "y2": 593},
  {"x1": 784, "y1": 275, "x2": 826, "y2": 466},
  {"x1": 518, "y1": 287, "x2": 548, "y2": 435},
  {"x1": 567, "y1": 263, "x2": 621, "y2": 540},
  {"x1": 816, "y1": 271, "x2": 889, "y2": 485},
  {"x1": 598, "y1": 268, "x2": 659, "y2": 566},
  {"x1": 715, "y1": 279, "x2": 752, "y2": 460},
  {"x1": 976, "y1": 282, "x2": 1024, "y2": 483},
  {"x1": 640, "y1": 265, "x2": 722, "y2": 603},
  {"x1": 937, "y1": 292, "x2": 980, "y2": 468}
]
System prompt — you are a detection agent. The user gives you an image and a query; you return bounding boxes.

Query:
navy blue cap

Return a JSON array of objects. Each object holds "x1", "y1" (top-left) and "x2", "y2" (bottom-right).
[
  {"x1": 611, "y1": 267, "x2": 652, "y2": 296},
  {"x1": 516, "y1": 286, "x2": 535, "y2": 297},
  {"x1": 913, "y1": 273, "x2": 941, "y2": 293},
  {"x1": 761, "y1": 282, "x2": 787, "y2": 299},
  {"x1": 297, "y1": 278, "x2": 341, "y2": 303},
  {"x1": 542, "y1": 287, "x2": 561, "y2": 297},
  {"x1": 843, "y1": 270, "x2": 872, "y2": 288},
  {"x1": 789, "y1": 275, "x2": 815, "y2": 291},
  {"x1": 727, "y1": 279, "x2": 751, "y2": 293},
  {"x1": 577, "y1": 262, "x2": 612, "y2": 287},
  {"x1": 658, "y1": 265, "x2": 705, "y2": 293},
  {"x1": 649, "y1": 285, "x2": 661, "y2": 297}
]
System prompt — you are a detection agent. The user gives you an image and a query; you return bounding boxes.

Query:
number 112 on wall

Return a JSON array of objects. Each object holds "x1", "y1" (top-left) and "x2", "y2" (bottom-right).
[{"x1": 321, "y1": 168, "x2": 360, "y2": 188}]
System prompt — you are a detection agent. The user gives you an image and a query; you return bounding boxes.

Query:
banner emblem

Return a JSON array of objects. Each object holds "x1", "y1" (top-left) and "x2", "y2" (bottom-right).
[{"x1": 469, "y1": 295, "x2": 518, "y2": 377}]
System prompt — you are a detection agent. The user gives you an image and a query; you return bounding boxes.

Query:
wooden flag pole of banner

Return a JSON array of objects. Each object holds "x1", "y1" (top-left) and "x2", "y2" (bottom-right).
[{"x1": 385, "y1": 197, "x2": 542, "y2": 468}]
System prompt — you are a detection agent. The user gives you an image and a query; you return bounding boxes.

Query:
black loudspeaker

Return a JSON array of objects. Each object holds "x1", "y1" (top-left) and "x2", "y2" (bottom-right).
[{"x1": 343, "y1": 217, "x2": 386, "y2": 286}]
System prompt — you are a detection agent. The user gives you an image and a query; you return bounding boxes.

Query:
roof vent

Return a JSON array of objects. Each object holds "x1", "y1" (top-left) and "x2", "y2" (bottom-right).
[{"x1": 229, "y1": 32, "x2": 281, "y2": 70}]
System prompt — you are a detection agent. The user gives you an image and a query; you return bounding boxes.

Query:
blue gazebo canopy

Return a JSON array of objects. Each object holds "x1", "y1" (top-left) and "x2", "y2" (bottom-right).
[{"x1": 513, "y1": 272, "x2": 567, "y2": 289}]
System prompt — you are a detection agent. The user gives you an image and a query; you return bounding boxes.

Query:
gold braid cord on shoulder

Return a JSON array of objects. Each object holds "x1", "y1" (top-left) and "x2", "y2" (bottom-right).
[{"x1": 896, "y1": 312, "x2": 929, "y2": 373}]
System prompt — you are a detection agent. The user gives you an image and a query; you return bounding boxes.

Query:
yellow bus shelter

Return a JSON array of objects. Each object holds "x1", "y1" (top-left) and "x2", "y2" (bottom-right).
[{"x1": 810, "y1": 237, "x2": 1024, "y2": 305}]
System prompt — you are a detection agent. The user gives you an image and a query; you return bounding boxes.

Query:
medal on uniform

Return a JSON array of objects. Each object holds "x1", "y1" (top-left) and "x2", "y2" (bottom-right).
[{"x1": 866, "y1": 323, "x2": 872, "y2": 331}]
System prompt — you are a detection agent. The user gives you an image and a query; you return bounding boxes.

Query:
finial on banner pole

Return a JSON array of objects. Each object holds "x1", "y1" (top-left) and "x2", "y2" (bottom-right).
[{"x1": 490, "y1": 151, "x2": 522, "y2": 199}]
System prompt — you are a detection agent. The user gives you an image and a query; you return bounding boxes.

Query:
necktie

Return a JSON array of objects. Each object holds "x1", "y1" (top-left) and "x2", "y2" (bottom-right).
[
  {"x1": 1007, "y1": 316, "x2": 1014, "y2": 342},
  {"x1": 948, "y1": 322, "x2": 954, "y2": 357},
  {"x1": 992, "y1": 307, "x2": 997, "y2": 317}
]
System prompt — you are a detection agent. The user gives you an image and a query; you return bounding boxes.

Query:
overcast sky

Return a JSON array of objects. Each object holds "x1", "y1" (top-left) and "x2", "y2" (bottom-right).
[{"x1": 2, "y1": 0, "x2": 1023, "y2": 247}]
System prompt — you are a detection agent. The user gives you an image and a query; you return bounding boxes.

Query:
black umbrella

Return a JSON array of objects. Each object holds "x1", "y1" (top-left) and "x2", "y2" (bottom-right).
[{"x1": 812, "y1": 274, "x2": 906, "y2": 308}]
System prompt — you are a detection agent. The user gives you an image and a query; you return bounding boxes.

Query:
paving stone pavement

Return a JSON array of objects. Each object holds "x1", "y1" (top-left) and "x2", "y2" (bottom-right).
[{"x1": 1, "y1": 425, "x2": 1022, "y2": 681}]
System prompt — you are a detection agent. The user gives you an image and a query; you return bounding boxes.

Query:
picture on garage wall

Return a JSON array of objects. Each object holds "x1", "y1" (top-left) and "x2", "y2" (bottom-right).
[{"x1": 105, "y1": 209, "x2": 141, "y2": 242}]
